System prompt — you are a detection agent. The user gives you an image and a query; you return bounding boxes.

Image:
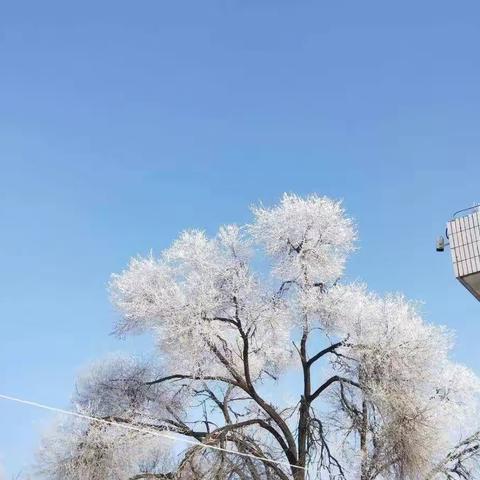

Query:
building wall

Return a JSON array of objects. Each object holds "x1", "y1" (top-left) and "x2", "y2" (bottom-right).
[{"x1": 448, "y1": 210, "x2": 480, "y2": 278}]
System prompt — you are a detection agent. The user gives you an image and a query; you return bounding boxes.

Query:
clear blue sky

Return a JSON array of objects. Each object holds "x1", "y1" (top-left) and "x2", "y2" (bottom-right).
[{"x1": 1, "y1": 1, "x2": 480, "y2": 475}]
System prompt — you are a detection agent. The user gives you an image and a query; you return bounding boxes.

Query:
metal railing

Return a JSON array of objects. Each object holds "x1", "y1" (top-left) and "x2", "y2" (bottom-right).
[{"x1": 452, "y1": 204, "x2": 480, "y2": 219}]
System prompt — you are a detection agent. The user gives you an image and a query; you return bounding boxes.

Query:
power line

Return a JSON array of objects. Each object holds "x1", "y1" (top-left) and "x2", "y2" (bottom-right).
[{"x1": 0, "y1": 393, "x2": 304, "y2": 472}]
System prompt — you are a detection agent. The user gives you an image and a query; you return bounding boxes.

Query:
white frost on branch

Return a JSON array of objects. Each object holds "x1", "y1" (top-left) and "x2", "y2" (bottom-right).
[
  {"x1": 250, "y1": 193, "x2": 356, "y2": 285},
  {"x1": 36, "y1": 355, "x2": 177, "y2": 480},
  {"x1": 110, "y1": 226, "x2": 293, "y2": 380},
  {"x1": 73, "y1": 353, "x2": 188, "y2": 424},
  {"x1": 36, "y1": 415, "x2": 168, "y2": 480},
  {"x1": 310, "y1": 283, "x2": 480, "y2": 477}
]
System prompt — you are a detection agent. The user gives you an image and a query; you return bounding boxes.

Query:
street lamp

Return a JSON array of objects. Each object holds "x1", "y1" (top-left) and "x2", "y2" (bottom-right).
[{"x1": 438, "y1": 205, "x2": 480, "y2": 301}]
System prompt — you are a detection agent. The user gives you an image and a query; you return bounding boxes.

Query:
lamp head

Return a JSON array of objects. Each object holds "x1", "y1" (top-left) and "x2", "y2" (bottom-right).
[{"x1": 436, "y1": 236, "x2": 445, "y2": 252}]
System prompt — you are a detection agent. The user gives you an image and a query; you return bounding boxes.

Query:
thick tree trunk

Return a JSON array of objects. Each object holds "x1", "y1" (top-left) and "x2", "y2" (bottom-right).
[
  {"x1": 360, "y1": 399, "x2": 368, "y2": 480},
  {"x1": 295, "y1": 329, "x2": 310, "y2": 480},
  {"x1": 293, "y1": 466, "x2": 306, "y2": 480},
  {"x1": 295, "y1": 397, "x2": 308, "y2": 480}
]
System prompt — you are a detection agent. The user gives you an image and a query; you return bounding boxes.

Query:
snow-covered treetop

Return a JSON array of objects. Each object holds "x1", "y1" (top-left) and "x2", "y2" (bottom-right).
[
  {"x1": 250, "y1": 193, "x2": 356, "y2": 284},
  {"x1": 109, "y1": 194, "x2": 356, "y2": 379}
]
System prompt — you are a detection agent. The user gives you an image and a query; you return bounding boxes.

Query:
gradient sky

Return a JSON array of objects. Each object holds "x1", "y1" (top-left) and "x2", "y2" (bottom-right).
[{"x1": 1, "y1": 1, "x2": 480, "y2": 476}]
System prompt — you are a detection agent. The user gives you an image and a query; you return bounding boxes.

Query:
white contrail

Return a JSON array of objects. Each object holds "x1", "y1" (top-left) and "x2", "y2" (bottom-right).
[{"x1": 0, "y1": 393, "x2": 304, "y2": 472}]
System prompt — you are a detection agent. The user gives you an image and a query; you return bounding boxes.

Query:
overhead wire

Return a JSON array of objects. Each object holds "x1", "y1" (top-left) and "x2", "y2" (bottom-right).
[{"x1": 0, "y1": 393, "x2": 304, "y2": 472}]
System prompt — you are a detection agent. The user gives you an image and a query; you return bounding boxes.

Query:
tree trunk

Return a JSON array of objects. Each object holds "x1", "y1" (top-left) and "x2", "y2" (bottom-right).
[
  {"x1": 292, "y1": 464, "x2": 306, "y2": 480},
  {"x1": 360, "y1": 399, "x2": 368, "y2": 480},
  {"x1": 295, "y1": 328, "x2": 310, "y2": 480},
  {"x1": 295, "y1": 397, "x2": 308, "y2": 480}
]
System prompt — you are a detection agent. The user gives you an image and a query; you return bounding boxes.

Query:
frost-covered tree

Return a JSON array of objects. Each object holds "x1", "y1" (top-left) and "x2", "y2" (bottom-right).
[{"x1": 36, "y1": 194, "x2": 480, "y2": 480}]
